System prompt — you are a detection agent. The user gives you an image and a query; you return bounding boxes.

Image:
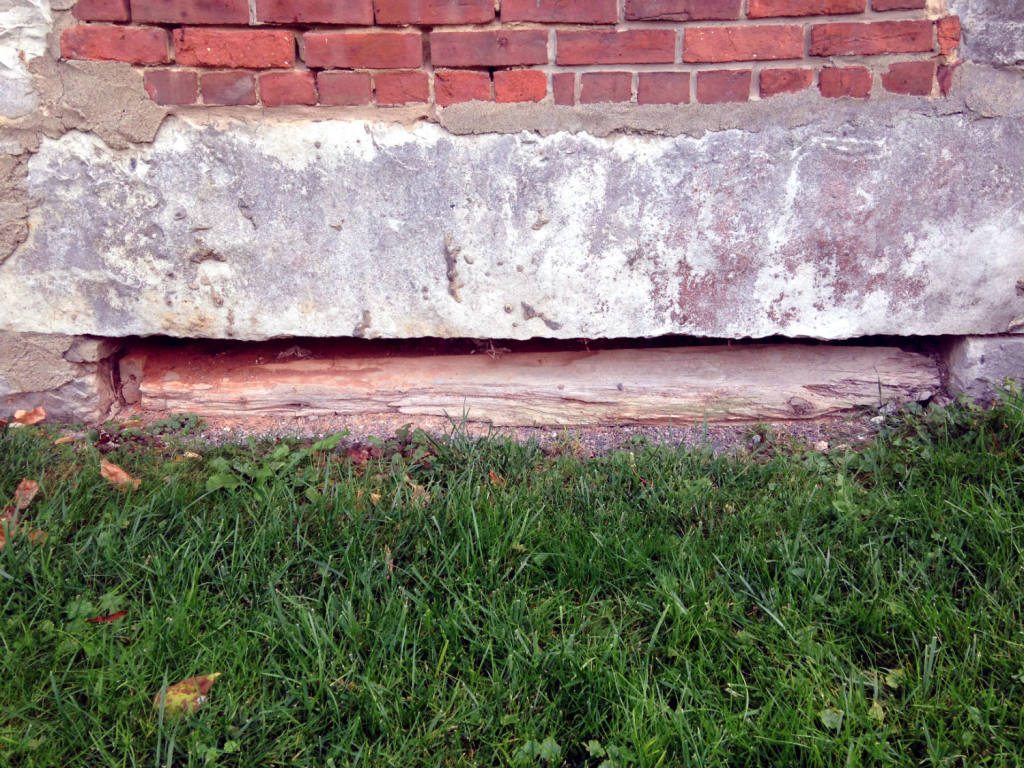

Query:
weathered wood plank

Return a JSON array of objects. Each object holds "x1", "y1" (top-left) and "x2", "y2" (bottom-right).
[{"x1": 123, "y1": 344, "x2": 940, "y2": 426}]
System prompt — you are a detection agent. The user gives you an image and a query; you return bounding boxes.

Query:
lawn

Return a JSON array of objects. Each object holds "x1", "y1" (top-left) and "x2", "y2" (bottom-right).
[{"x1": 1, "y1": 396, "x2": 1023, "y2": 767}]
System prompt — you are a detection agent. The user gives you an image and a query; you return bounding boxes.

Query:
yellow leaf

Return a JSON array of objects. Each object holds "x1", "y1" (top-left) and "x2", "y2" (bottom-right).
[
  {"x1": 100, "y1": 460, "x2": 140, "y2": 491},
  {"x1": 869, "y1": 700, "x2": 885, "y2": 724},
  {"x1": 369, "y1": 491, "x2": 382, "y2": 506},
  {"x1": 53, "y1": 435, "x2": 77, "y2": 446},
  {"x1": 14, "y1": 479, "x2": 38, "y2": 510},
  {"x1": 153, "y1": 673, "x2": 222, "y2": 715},
  {"x1": 884, "y1": 668, "x2": 905, "y2": 690},
  {"x1": 12, "y1": 407, "x2": 46, "y2": 426}
]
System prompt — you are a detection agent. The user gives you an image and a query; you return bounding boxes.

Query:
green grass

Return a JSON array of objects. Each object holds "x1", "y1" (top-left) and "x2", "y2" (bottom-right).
[{"x1": 1, "y1": 396, "x2": 1023, "y2": 767}]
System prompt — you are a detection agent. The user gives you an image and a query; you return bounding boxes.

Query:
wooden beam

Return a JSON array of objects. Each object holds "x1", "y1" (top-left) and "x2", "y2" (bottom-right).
[{"x1": 122, "y1": 344, "x2": 940, "y2": 426}]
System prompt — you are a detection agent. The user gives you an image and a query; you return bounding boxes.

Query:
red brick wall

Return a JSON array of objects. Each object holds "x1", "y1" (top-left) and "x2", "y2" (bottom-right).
[{"x1": 63, "y1": 0, "x2": 961, "y2": 107}]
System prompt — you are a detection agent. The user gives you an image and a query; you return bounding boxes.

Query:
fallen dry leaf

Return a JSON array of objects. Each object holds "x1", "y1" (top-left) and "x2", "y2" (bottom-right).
[
  {"x1": 0, "y1": 505, "x2": 46, "y2": 550},
  {"x1": 405, "y1": 477, "x2": 430, "y2": 506},
  {"x1": 100, "y1": 460, "x2": 140, "y2": 491},
  {"x1": 25, "y1": 529, "x2": 47, "y2": 544},
  {"x1": 13, "y1": 479, "x2": 38, "y2": 510},
  {"x1": 87, "y1": 610, "x2": 127, "y2": 624},
  {"x1": 488, "y1": 469, "x2": 505, "y2": 487},
  {"x1": 53, "y1": 435, "x2": 77, "y2": 446},
  {"x1": 345, "y1": 444, "x2": 372, "y2": 465},
  {"x1": 154, "y1": 673, "x2": 222, "y2": 715},
  {"x1": 12, "y1": 407, "x2": 46, "y2": 426},
  {"x1": 0, "y1": 507, "x2": 15, "y2": 549}
]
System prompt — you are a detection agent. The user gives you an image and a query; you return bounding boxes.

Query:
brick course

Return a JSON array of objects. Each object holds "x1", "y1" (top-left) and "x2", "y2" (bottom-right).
[{"x1": 63, "y1": 0, "x2": 956, "y2": 109}]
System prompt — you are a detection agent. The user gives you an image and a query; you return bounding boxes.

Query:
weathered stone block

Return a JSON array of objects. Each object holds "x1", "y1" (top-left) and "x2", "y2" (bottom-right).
[
  {"x1": 0, "y1": 111, "x2": 1022, "y2": 342},
  {"x1": 0, "y1": 331, "x2": 116, "y2": 421},
  {"x1": 947, "y1": 0, "x2": 1024, "y2": 67},
  {"x1": 0, "y1": 0, "x2": 50, "y2": 118},
  {"x1": 946, "y1": 335, "x2": 1024, "y2": 403}
]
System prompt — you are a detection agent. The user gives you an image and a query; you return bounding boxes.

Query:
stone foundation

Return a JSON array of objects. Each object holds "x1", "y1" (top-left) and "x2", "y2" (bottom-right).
[{"x1": 0, "y1": 331, "x2": 119, "y2": 421}]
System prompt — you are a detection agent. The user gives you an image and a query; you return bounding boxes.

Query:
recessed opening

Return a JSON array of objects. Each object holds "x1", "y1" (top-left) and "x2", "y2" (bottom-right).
[{"x1": 113, "y1": 335, "x2": 943, "y2": 430}]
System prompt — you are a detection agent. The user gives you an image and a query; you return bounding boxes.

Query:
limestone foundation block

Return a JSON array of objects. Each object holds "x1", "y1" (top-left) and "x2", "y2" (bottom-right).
[
  {"x1": 945, "y1": 334, "x2": 1024, "y2": 403},
  {"x1": 0, "y1": 331, "x2": 118, "y2": 422}
]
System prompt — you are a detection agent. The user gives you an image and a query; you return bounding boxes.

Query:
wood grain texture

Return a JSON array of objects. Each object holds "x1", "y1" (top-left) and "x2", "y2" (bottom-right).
[{"x1": 123, "y1": 344, "x2": 940, "y2": 426}]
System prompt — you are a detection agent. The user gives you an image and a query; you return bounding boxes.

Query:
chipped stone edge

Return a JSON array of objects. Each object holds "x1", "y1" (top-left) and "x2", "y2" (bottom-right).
[{"x1": 0, "y1": 331, "x2": 121, "y2": 421}]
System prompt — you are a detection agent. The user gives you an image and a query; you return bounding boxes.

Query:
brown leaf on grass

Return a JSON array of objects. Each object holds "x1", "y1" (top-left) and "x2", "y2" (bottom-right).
[
  {"x1": 100, "y1": 460, "x2": 140, "y2": 491},
  {"x1": 14, "y1": 479, "x2": 38, "y2": 510},
  {"x1": 24, "y1": 529, "x2": 47, "y2": 545},
  {"x1": 0, "y1": 505, "x2": 46, "y2": 550},
  {"x1": 488, "y1": 469, "x2": 505, "y2": 487},
  {"x1": 11, "y1": 407, "x2": 46, "y2": 426},
  {"x1": 53, "y1": 435, "x2": 77, "y2": 445},
  {"x1": 345, "y1": 444, "x2": 372, "y2": 465},
  {"x1": 405, "y1": 477, "x2": 430, "y2": 506},
  {"x1": 0, "y1": 506, "x2": 14, "y2": 549},
  {"x1": 87, "y1": 610, "x2": 127, "y2": 624},
  {"x1": 153, "y1": 673, "x2": 222, "y2": 715},
  {"x1": 354, "y1": 489, "x2": 382, "y2": 511}
]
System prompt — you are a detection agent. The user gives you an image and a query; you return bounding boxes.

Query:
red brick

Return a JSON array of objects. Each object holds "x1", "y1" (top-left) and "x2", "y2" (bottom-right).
[
  {"x1": 431, "y1": 30, "x2": 548, "y2": 68},
  {"x1": 580, "y1": 72, "x2": 632, "y2": 103},
  {"x1": 552, "y1": 72, "x2": 574, "y2": 105},
  {"x1": 749, "y1": 0, "x2": 863, "y2": 17},
  {"x1": 819, "y1": 65, "x2": 872, "y2": 97},
  {"x1": 637, "y1": 72, "x2": 690, "y2": 104},
  {"x1": 502, "y1": 0, "x2": 617, "y2": 23},
  {"x1": 624, "y1": 0, "x2": 740, "y2": 21},
  {"x1": 375, "y1": 70, "x2": 429, "y2": 104},
  {"x1": 317, "y1": 71, "x2": 373, "y2": 105},
  {"x1": 174, "y1": 29, "x2": 294, "y2": 68},
  {"x1": 376, "y1": 0, "x2": 493, "y2": 24},
  {"x1": 556, "y1": 30, "x2": 675, "y2": 65},
  {"x1": 201, "y1": 71, "x2": 257, "y2": 105},
  {"x1": 256, "y1": 0, "x2": 373, "y2": 24},
  {"x1": 880, "y1": 60, "x2": 934, "y2": 95},
  {"x1": 871, "y1": 0, "x2": 925, "y2": 9},
  {"x1": 61, "y1": 25, "x2": 168, "y2": 64},
  {"x1": 937, "y1": 16, "x2": 961, "y2": 56},
  {"x1": 696, "y1": 69, "x2": 750, "y2": 103},
  {"x1": 73, "y1": 0, "x2": 129, "y2": 21},
  {"x1": 303, "y1": 31, "x2": 422, "y2": 69},
  {"x1": 684, "y1": 25, "x2": 803, "y2": 63},
  {"x1": 131, "y1": 0, "x2": 248, "y2": 24},
  {"x1": 810, "y1": 21, "x2": 933, "y2": 56},
  {"x1": 494, "y1": 69, "x2": 546, "y2": 103},
  {"x1": 144, "y1": 69, "x2": 197, "y2": 104},
  {"x1": 260, "y1": 71, "x2": 317, "y2": 106},
  {"x1": 434, "y1": 70, "x2": 490, "y2": 105},
  {"x1": 759, "y1": 67, "x2": 813, "y2": 97},
  {"x1": 937, "y1": 60, "x2": 959, "y2": 96}
]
